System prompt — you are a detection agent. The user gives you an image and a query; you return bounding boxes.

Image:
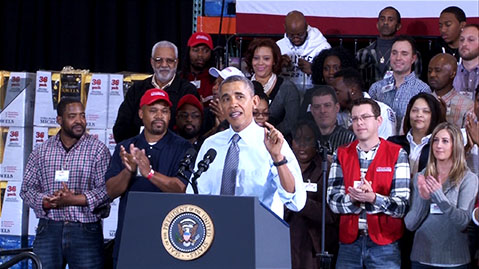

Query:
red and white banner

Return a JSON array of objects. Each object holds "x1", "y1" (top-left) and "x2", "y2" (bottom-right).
[{"x1": 236, "y1": 0, "x2": 479, "y2": 35}]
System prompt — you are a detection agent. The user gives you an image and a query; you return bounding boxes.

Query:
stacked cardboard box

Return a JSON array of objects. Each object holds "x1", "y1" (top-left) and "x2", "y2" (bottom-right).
[
  {"x1": 2, "y1": 70, "x2": 152, "y2": 247},
  {"x1": 0, "y1": 72, "x2": 35, "y2": 250}
]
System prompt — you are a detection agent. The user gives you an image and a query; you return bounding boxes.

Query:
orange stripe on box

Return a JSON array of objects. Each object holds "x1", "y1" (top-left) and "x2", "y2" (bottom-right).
[{"x1": 197, "y1": 16, "x2": 236, "y2": 34}]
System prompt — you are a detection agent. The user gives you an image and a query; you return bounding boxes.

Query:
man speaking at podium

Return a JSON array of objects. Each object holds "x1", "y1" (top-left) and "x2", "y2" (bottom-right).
[{"x1": 186, "y1": 76, "x2": 306, "y2": 215}]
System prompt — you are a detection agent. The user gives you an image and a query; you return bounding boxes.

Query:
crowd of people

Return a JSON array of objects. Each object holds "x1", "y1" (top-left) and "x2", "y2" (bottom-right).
[{"x1": 18, "y1": 4, "x2": 479, "y2": 269}]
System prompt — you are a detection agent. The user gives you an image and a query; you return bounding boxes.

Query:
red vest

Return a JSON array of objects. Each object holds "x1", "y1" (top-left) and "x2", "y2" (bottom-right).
[{"x1": 337, "y1": 139, "x2": 404, "y2": 245}]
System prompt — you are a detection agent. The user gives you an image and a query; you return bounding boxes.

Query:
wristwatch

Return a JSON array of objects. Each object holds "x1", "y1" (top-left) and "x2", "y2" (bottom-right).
[{"x1": 273, "y1": 157, "x2": 288, "y2": 167}]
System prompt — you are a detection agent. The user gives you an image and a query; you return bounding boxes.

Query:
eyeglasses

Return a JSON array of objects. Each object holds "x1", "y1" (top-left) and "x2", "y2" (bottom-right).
[
  {"x1": 152, "y1": 57, "x2": 177, "y2": 65},
  {"x1": 287, "y1": 31, "x2": 307, "y2": 40},
  {"x1": 351, "y1": 114, "x2": 377, "y2": 123},
  {"x1": 253, "y1": 112, "x2": 270, "y2": 117},
  {"x1": 177, "y1": 112, "x2": 201, "y2": 120}
]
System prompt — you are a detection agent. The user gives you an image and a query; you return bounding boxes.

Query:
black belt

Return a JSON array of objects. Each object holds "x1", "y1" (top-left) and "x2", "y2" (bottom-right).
[
  {"x1": 39, "y1": 219, "x2": 100, "y2": 225},
  {"x1": 358, "y1": 229, "x2": 368, "y2": 236}
]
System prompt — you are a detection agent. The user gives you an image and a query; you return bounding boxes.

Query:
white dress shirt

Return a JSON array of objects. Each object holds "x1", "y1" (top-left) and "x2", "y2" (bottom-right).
[{"x1": 186, "y1": 121, "x2": 307, "y2": 215}]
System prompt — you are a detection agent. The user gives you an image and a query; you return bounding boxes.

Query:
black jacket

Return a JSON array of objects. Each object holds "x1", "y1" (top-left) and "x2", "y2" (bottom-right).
[
  {"x1": 113, "y1": 75, "x2": 198, "y2": 143},
  {"x1": 388, "y1": 135, "x2": 430, "y2": 173}
]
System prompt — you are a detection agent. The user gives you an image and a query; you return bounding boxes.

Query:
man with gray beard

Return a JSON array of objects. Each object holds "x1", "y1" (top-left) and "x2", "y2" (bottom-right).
[{"x1": 113, "y1": 41, "x2": 198, "y2": 143}]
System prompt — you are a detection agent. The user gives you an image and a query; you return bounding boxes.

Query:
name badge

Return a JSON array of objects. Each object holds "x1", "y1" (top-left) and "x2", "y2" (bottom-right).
[
  {"x1": 376, "y1": 167, "x2": 392, "y2": 172},
  {"x1": 459, "y1": 91, "x2": 474, "y2": 100},
  {"x1": 303, "y1": 180, "x2": 317, "y2": 192},
  {"x1": 190, "y1": 80, "x2": 201, "y2": 89},
  {"x1": 430, "y1": 203, "x2": 443, "y2": 214},
  {"x1": 353, "y1": 180, "x2": 363, "y2": 189},
  {"x1": 381, "y1": 83, "x2": 394, "y2": 93},
  {"x1": 384, "y1": 70, "x2": 393, "y2": 79},
  {"x1": 55, "y1": 170, "x2": 70, "y2": 182}
]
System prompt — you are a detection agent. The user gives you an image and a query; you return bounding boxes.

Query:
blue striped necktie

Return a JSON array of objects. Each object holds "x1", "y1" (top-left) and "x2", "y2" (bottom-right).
[{"x1": 220, "y1": 134, "x2": 240, "y2": 195}]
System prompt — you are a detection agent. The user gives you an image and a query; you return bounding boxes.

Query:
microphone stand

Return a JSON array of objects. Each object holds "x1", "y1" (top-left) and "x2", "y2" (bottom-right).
[
  {"x1": 317, "y1": 145, "x2": 333, "y2": 269},
  {"x1": 190, "y1": 159, "x2": 213, "y2": 195},
  {"x1": 190, "y1": 173, "x2": 199, "y2": 195},
  {"x1": 178, "y1": 156, "x2": 196, "y2": 194}
]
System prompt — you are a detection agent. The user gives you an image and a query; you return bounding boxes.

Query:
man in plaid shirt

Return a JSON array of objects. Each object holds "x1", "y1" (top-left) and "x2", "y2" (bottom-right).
[
  {"x1": 429, "y1": 53, "x2": 474, "y2": 128},
  {"x1": 327, "y1": 98, "x2": 410, "y2": 268},
  {"x1": 20, "y1": 98, "x2": 111, "y2": 269}
]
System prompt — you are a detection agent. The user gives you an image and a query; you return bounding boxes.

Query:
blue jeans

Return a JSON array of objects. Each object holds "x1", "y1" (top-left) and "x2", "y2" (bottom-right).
[
  {"x1": 411, "y1": 261, "x2": 469, "y2": 269},
  {"x1": 33, "y1": 219, "x2": 104, "y2": 269},
  {"x1": 336, "y1": 235, "x2": 401, "y2": 269}
]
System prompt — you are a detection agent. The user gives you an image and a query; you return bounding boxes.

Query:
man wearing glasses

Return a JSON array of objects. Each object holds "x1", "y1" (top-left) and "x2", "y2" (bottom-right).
[
  {"x1": 327, "y1": 98, "x2": 410, "y2": 268},
  {"x1": 276, "y1": 10, "x2": 331, "y2": 91},
  {"x1": 113, "y1": 41, "x2": 198, "y2": 143}
]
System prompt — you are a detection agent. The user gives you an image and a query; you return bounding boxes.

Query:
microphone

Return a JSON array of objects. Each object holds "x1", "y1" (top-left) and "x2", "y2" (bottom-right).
[
  {"x1": 193, "y1": 148, "x2": 217, "y2": 179},
  {"x1": 177, "y1": 148, "x2": 197, "y2": 181},
  {"x1": 318, "y1": 140, "x2": 332, "y2": 156}
]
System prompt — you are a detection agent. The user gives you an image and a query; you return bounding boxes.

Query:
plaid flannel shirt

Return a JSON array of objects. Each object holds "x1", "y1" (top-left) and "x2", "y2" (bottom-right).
[
  {"x1": 20, "y1": 133, "x2": 111, "y2": 223},
  {"x1": 327, "y1": 142, "x2": 410, "y2": 221}
]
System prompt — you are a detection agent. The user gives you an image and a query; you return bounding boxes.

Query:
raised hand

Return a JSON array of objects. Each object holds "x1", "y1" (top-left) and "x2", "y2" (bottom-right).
[
  {"x1": 120, "y1": 144, "x2": 137, "y2": 172},
  {"x1": 417, "y1": 174, "x2": 431, "y2": 200},
  {"x1": 209, "y1": 98, "x2": 226, "y2": 122},
  {"x1": 281, "y1": 54, "x2": 292, "y2": 68},
  {"x1": 348, "y1": 185, "x2": 376, "y2": 203},
  {"x1": 466, "y1": 112, "x2": 479, "y2": 146},
  {"x1": 425, "y1": 175, "x2": 442, "y2": 193},
  {"x1": 131, "y1": 148, "x2": 152, "y2": 178},
  {"x1": 358, "y1": 179, "x2": 373, "y2": 193},
  {"x1": 298, "y1": 58, "x2": 312, "y2": 74},
  {"x1": 263, "y1": 122, "x2": 284, "y2": 161}
]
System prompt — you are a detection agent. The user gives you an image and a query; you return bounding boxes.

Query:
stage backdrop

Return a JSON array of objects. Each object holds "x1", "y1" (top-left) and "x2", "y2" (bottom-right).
[
  {"x1": 236, "y1": 0, "x2": 479, "y2": 36},
  {"x1": 0, "y1": 0, "x2": 193, "y2": 73}
]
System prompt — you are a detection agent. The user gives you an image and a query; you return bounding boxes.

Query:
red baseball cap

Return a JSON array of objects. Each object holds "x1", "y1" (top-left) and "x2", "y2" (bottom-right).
[
  {"x1": 187, "y1": 32, "x2": 213, "y2": 50},
  {"x1": 140, "y1": 88, "x2": 172, "y2": 108},
  {"x1": 177, "y1": 94, "x2": 204, "y2": 116}
]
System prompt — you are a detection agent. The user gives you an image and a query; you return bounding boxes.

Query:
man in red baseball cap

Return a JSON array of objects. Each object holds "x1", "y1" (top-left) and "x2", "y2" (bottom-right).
[
  {"x1": 180, "y1": 32, "x2": 216, "y2": 105},
  {"x1": 105, "y1": 88, "x2": 193, "y2": 267},
  {"x1": 175, "y1": 94, "x2": 205, "y2": 150}
]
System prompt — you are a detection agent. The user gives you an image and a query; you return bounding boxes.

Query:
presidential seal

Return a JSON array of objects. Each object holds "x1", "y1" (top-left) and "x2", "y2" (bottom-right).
[{"x1": 161, "y1": 204, "x2": 214, "y2": 260}]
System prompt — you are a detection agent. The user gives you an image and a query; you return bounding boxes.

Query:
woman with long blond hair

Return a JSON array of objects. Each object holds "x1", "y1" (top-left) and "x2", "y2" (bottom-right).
[{"x1": 405, "y1": 122, "x2": 479, "y2": 268}]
